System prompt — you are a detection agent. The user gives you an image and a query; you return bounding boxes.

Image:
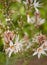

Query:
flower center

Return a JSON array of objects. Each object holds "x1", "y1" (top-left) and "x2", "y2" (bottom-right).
[
  {"x1": 10, "y1": 46, "x2": 14, "y2": 49},
  {"x1": 38, "y1": 48, "x2": 42, "y2": 52}
]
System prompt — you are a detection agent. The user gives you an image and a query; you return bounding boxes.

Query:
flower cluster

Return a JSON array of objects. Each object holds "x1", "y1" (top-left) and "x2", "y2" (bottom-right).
[
  {"x1": 26, "y1": 0, "x2": 45, "y2": 27},
  {"x1": 2, "y1": 0, "x2": 46, "y2": 59},
  {"x1": 4, "y1": 30, "x2": 47, "y2": 59},
  {"x1": 4, "y1": 30, "x2": 31, "y2": 57},
  {"x1": 32, "y1": 33, "x2": 47, "y2": 58},
  {"x1": 32, "y1": 33, "x2": 46, "y2": 45}
]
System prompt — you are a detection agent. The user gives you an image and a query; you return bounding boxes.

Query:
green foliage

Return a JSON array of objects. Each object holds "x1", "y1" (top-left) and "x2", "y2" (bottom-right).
[
  {"x1": 0, "y1": 52, "x2": 6, "y2": 65},
  {"x1": 0, "y1": 38, "x2": 4, "y2": 52}
]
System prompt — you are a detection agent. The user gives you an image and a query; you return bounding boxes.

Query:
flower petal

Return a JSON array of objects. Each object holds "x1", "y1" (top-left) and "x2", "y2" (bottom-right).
[{"x1": 33, "y1": 51, "x2": 38, "y2": 56}]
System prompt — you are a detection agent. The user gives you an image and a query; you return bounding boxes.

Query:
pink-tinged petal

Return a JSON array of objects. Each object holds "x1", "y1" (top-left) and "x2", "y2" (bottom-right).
[{"x1": 4, "y1": 30, "x2": 15, "y2": 44}]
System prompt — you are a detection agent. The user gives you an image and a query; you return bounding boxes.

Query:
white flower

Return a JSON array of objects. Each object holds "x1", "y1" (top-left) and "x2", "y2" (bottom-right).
[
  {"x1": 14, "y1": 43, "x2": 23, "y2": 53},
  {"x1": 33, "y1": 0, "x2": 42, "y2": 12},
  {"x1": 5, "y1": 41, "x2": 16, "y2": 57},
  {"x1": 27, "y1": 14, "x2": 35, "y2": 23},
  {"x1": 27, "y1": 14, "x2": 45, "y2": 25},
  {"x1": 33, "y1": 46, "x2": 47, "y2": 59},
  {"x1": 36, "y1": 18, "x2": 45, "y2": 26},
  {"x1": 14, "y1": 35, "x2": 25, "y2": 52},
  {"x1": 5, "y1": 35, "x2": 25, "y2": 57}
]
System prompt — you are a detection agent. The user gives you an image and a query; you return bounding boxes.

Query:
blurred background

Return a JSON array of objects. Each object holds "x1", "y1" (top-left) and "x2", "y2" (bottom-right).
[{"x1": 0, "y1": 0, "x2": 47, "y2": 65}]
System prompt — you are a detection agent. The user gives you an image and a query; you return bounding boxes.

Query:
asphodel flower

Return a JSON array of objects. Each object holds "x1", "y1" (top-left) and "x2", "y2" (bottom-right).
[
  {"x1": 5, "y1": 41, "x2": 16, "y2": 57},
  {"x1": 32, "y1": 33, "x2": 46, "y2": 45},
  {"x1": 4, "y1": 30, "x2": 15, "y2": 44},
  {"x1": 33, "y1": 46, "x2": 47, "y2": 59},
  {"x1": 33, "y1": 0, "x2": 42, "y2": 12}
]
